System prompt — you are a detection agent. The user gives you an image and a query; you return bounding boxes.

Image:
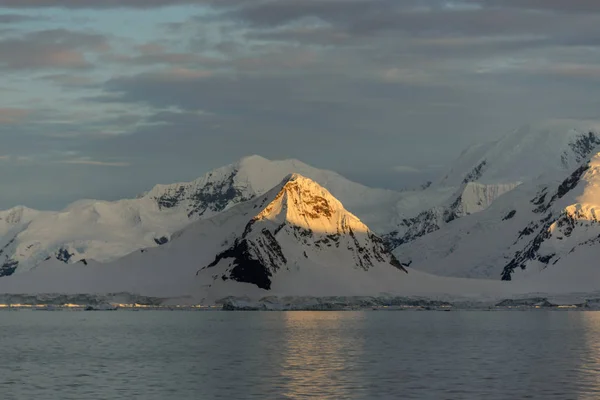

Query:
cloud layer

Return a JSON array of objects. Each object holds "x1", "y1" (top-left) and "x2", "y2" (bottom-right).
[{"x1": 2, "y1": 1, "x2": 600, "y2": 208}]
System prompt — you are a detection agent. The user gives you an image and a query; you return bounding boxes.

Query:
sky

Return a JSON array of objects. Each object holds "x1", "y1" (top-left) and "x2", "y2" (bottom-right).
[{"x1": 2, "y1": 0, "x2": 600, "y2": 209}]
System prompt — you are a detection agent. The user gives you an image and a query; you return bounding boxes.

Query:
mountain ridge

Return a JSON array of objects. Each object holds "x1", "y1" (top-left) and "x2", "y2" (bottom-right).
[
  {"x1": 199, "y1": 174, "x2": 407, "y2": 290},
  {"x1": 0, "y1": 174, "x2": 424, "y2": 300},
  {"x1": 0, "y1": 156, "x2": 406, "y2": 276},
  {"x1": 385, "y1": 119, "x2": 600, "y2": 250},
  {"x1": 3, "y1": 120, "x2": 600, "y2": 293},
  {"x1": 397, "y1": 150, "x2": 600, "y2": 284}
]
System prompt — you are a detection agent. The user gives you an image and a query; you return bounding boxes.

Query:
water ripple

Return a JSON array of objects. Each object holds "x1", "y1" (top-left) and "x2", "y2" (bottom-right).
[{"x1": 1, "y1": 311, "x2": 600, "y2": 399}]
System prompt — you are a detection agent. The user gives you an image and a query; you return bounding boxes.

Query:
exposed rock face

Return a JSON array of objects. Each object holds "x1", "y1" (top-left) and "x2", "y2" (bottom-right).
[
  {"x1": 397, "y1": 149, "x2": 600, "y2": 282},
  {"x1": 56, "y1": 248, "x2": 73, "y2": 263},
  {"x1": 154, "y1": 236, "x2": 169, "y2": 245},
  {"x1": 201, "y1": 174, "x2": 406, "y2": 290},
  {"x1": 0, "y1": 155, "x2": 401, "y2": 276},
  {"x1": 0, "y1": 260, "x2": 18, "y2": 277},
  {"x1": 462, "y1": 161, "x2": 488, "y2": 184},
  {"x1": 151, "y1": 170, "x2": 253, "y2": 218},
  {"x1": 502, "y1": 155, "x2": 600, "y2": 280},
  {"x1": 385, "y1": 126, "x2": 600, "y2": 251},
  {"x1": 564, "y1": 132, "x2": 600, "y2": 166},
  {"x1": 384, "y1": 182, "x2": 519, "y2": 249}
]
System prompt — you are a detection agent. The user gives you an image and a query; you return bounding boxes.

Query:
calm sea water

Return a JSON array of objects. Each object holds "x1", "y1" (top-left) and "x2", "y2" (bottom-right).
[{"x1": 1, "y1": 311, "x2": 600, "y2": 399}]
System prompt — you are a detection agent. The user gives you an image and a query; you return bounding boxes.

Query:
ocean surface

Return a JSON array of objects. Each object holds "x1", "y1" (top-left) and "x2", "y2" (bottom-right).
[{"x1": 2, "y1": 310, "x2": 600, "y2": 399}]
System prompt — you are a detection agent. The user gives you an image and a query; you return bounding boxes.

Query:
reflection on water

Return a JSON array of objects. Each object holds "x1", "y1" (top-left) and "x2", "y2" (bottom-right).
[
  {"x1": 281, "y1": 312, "x2": 365, "y2": 399},
  {"x1": 2, "y1": 311, "x2": 600, "y2": 399},
  {"x1": 578, "y1": 313, "x2": 600, "y2": 399}
]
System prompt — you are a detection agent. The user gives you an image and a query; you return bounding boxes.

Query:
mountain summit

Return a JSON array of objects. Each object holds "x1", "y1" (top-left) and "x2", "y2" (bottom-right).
[
  {"x1": 440, "y1": 119, "x2": 600, "y2": 187},
  {"x1": 386, "y1": 120, "x2": 600, "y2": 250},
  {"x1": 399, "y1": 151, "x2": 600, "y2": 288},
  {"x1": 143, "y1": 155, "x2": 399, "y2": 226},
  {"x1": 199, "y1": 174, "x2": 407, "y2": 290},
  {"x1": 0, "y1": 174, "x2": 409, "y2": 297},
  {"x1": 0, "y1": 156, "x2": 401, "y2": 277}
]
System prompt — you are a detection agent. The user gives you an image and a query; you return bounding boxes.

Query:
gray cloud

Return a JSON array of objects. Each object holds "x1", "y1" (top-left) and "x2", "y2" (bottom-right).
[
  {"x1": 40, "y1": 73, "x2": 96, "y2": 86},
  {"x1": 468, "y1": 0, "x2": 600, "y2": 13},
  {"x1": 215, "y1": 1, "x2": 592, "y2": 40},
  {"x1": 82, "y1": 59, "x2": 510, "y2": 170},
  {"x1": 5, "y1": 0, "x2": 600, "y2": 210},
  {"x1": 229, "y1": 0, "x2": 399, "y2": 27},
  {"x1": 101, "y1": 43, "x2": 220, "y2": 67},
  {"x1": 247, "y1": 26, "x2": 353, "y2": 46},
  {"x1": 224, "y1": 1, "x2": 600, "y2": 57},
  {"x1": 0, "y1": 0, "x2": 244, "y2": 8},
  {"x1": 106, "y1": 53, "x2": 201, "y2": 65},
  {"x1": 100, "y1": 67, "x2": 384, "y2": 126},
  {"x1": 2, "y1": 0, "x2": 593, "y2": 14},
  {"x1": 58, "y1": 157, "x2": 130, "y2": 167},
  {"x1": 0, "y1": 29, "x2": 108, "y2": 70},
  {"x1": 347, "y1": 8, "x2": 556, "y2": 36},
  {"x1": 0, "y1": 14, "x2": 40, "y2": 23},
  {"x1": 0, "y1": 108, "x2": 30, "y2": 123}
]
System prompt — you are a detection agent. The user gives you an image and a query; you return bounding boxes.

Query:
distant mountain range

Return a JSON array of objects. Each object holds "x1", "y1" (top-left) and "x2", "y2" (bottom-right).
[
  {"x1": 0, "y1": 155, "x2": 408, "y2": 277},
  {"x1": 385, "y1": 120, "x2": 600, "y2": 248},
  {"x1": 0, "y1": 173, "x2": 504, "y2": 301},
  {"x1": 399, "y1": 145, "x2": 600, "y2": 284},
  {"x1": 2, "y1": 119, "x2": 600, "y2": 300}
]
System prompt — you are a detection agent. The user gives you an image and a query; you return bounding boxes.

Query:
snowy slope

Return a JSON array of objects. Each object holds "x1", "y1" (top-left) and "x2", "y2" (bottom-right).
[
  {"x1": 3, "y1": 120, "x2": 599, "y2": 286},
  {"x1": 0, "y1": 196, "x2": 195, "y2": 276},
  {"x1": 198, "y1": 174, "x2": 407, "y2": 292},
  {"x1": 143, "y1": 155, "x2": 403, "y2": 231},
  {"x1": 0, "y1": 174, "x2": 515, "y2": 302},
  {"x1": 398, "y1": 151, "x2": 600, "y2": 283},
  {"x1": 385, "y1": 120, "x2": 600, "y2": 249},
  {"x1": 3, "y1": 173, "x2": 599, "y2": 301},
  {"x1": 0, "y1": 206, "x2": 43, "y2": 237},
  {"x1": 385, "y1": 181, "x2": 519, "y2": 248},
  {"x1": 439, "y1": 119, "x2": 600, "y2": 187},
  {"x1": 0, "y1": 155, "x2": 409, "y2": 276}
]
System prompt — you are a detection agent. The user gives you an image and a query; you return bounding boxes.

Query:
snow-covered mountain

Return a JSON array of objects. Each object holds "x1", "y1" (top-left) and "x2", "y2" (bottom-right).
[
  {"x1": 0, "y1": 155, "x2": 406, "y2": 276},
  {"x1": 198, "y1": 174, "x2": 407, "y2": 292},
  {"x1": 12, "y1": 172, "x2": 589, "y2": 302},
  {"x1": 0, "y1": 196, "x2": 191, "y2": 277},
  {"x1": 143, "y1": 155, "x2": 403, "y2": 231},
  {"x1": 0, "y1": 175, "x2": 429, "y2": 299},
  {"x1": 385, "y1": 120, "x2": 600, "y2": 249},
  {"x1": 398, "y1": 151, "x2": 600, "y2": 283},
  {"x1": 384, "y1": 181, "x2": 519, "y2": 248},
  {"x1": 0, "y1": 206, "x2": 42, "y2": 237},
  {"x1": 439, "y1": 119, "x2": 600, "y2": 187},
  {"x1": 3, "y1": 119, "x2": 600, "y2": 291}
]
